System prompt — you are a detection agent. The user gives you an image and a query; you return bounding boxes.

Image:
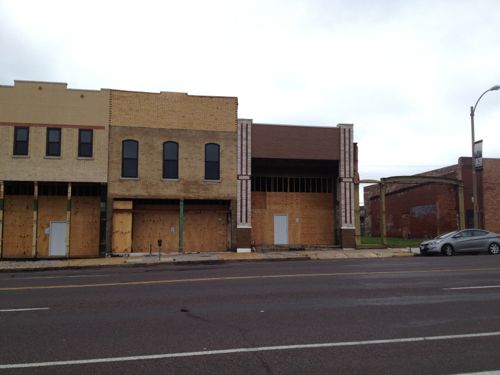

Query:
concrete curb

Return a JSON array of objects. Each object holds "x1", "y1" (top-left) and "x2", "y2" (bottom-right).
[{"x1": 0, "y1": 249, "x2": 417, "y2": 272}]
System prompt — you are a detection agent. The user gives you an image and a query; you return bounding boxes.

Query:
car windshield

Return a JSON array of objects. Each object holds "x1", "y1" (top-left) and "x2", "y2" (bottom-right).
[{"x1": 436, "y1": 231, "x2": 458, "y2": 239}]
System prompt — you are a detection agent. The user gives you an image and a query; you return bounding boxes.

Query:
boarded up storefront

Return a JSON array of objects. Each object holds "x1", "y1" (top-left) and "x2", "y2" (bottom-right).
[
  {"x1": 3, "y1": 195, "x2": 33, "y2": 258},
  {"x1": 1, "y1": 182, "x2": 103, "y2": 258},
  {"x1": 252, "y1": 191, "x2": 335, "y2": 246},
  {"x1": 113, "y1": 200, "x2": 231, "y2": 253}
]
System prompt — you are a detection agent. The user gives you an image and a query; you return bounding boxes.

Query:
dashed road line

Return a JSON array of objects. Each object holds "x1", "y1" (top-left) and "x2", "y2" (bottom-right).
[
  {"x1": 2, "y1": 266, "x2": 500, "y2": 292},
  {"x1": 0, "y1": 307, "x2": 50, "y2": 313},
  {"x1": 444, "y1": 285, "x2": 500, "y2": 291}
]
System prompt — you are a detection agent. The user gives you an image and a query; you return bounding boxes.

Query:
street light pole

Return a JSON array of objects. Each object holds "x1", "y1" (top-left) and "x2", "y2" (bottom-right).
[{"x1": 470, "y1": 85, "x2": 500, "y2": 228}]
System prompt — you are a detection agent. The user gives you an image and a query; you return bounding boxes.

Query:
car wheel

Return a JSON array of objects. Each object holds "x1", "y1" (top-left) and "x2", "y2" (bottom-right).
[
  {"x1": 488, "y1": 243, "x2": 500, "y2": 255},
  {"x1": 442, "y1": 244, "x2": 454, "y2": 256}
]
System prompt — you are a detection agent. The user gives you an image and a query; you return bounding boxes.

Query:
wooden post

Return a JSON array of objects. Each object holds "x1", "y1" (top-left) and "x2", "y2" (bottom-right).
[
  {"x1": 354, "y1": 182, "x2": 361, "y2": 248},
  {"x1": 0, "y1": 181, "x2": 4, "y2": 258},
  {"x1": 32, "y1": 181, "x2": 38, "y2": 258},
  {"x1": 380, "y1": 183, "x2": 387, "y2": 247},
  {"x1": 179, "y1": 199, "x2": 184, "y2": 253},
  {"x1": 66, "y1": 182, "x2": 72, "y2": 258},
  {"x1": 458, "y1": 182, "x2": 465, "y2": 229}
]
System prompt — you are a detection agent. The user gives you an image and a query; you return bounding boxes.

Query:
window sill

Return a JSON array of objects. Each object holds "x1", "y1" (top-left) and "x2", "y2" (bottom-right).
[
  {"x1": 44, "y1": 156, "x2": 62, "y2": 160},
  {"x1": 162, "y1": 178, "x2": 180, "y2": 182},
  {"x1": 120, "y1": 177, "x2": 139, "y2": 181},
  {"x1": 77, "y1": 156, "x2": 94, "y2": 160},
  {"x1": 12, "y1": 155, "x2": 30, "y2": 159},
  {"x1": 204, "y1": 179, "x2": 221, "y2": 183}
]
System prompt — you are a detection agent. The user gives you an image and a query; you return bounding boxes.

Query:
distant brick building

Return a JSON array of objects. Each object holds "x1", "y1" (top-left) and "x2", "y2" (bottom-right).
[{"x1": 364, "y1": 157, "x2": 500, "y2": 238}]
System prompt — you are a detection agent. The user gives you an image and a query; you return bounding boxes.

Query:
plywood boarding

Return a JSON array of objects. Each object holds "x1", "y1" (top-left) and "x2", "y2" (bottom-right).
[
  {"x1": 114, "y1": 200, "x2": 133, "y2": 210},
  {"x1": 251, "y1": 192, "x2": 335, "y2": 246},
  {"x1": 37, "y1": 196, "x2": 67, "y2": 257},
  {"x1": 2, "y1": 195, "x2": 33, "y2": 257},
  {"x1": 133, "y1": 206, "x2": 178, "y2": 252},
  {"x1": 184, "y1": 209, "x2": 228, "y2": 252},
  {"x1": 70, "y1": 196, "x2": 100, "y2": 257},
  {"x1": 112, "y1": 211, "x2": 132, "y2": 253}
]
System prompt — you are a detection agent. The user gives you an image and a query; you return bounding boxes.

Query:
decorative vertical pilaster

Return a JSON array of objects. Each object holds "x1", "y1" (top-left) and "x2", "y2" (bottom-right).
[
  {"x1": 338, "y1": 124, "x2": 356, "y2": 248},
  {"x1": 236, "y1": 119, "x2": 252, "y2": 252},
  {"x1": 338, "y1": 124, "x2": 355, "y2": 229}
]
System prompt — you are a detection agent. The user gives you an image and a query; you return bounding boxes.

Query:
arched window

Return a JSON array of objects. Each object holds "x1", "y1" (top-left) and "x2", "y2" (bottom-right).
[
  {"x1": 205, "y1": 143, "x2": 220, "y2": 180},
  {"x1": 122, "y1": 140, "x2": 138, "y2": 178},
  {"x1": 163, "y1": 141, "x2": 179, "y2": 179}
]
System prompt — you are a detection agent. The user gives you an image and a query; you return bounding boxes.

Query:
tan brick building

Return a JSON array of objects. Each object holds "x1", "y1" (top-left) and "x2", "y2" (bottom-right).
[
  {"x1": 0, "y1": 81, "x2": 109, "y2": 258},
  {"x1": 108, "y1": 89, "x2": 238, "y2": 254}
]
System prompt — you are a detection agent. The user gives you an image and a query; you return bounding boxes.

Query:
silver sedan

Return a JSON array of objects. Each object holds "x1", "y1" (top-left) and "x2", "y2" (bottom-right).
[{"x1": 420, "y1": 229, "x2": 500, "y2": 256}]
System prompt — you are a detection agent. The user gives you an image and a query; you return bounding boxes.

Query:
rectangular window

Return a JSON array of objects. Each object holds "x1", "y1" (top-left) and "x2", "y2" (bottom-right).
[
  {"x1": 78, "y1": 129, "x2": 93, "y2": 157},
  {"x1": 13, "y1": 127, "x2": 29, "y2": 156},
  {"x1": 122, "y1": 140, "x2": 138, "y2": 178},
  {"x1": 205, "y1": 143, "x2": 220, "y2": 180},
  {"x1": 163, "y1": 142, "x2": 179, "y2": 179},
  {"x1": 46, "y1": 128, "x2": 61, "y2": 157}
]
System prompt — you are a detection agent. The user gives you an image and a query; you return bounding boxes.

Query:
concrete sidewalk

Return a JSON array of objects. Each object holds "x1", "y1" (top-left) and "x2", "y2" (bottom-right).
[{"x1": 0, "y1": 248, "x2": 419, "y2": 272}]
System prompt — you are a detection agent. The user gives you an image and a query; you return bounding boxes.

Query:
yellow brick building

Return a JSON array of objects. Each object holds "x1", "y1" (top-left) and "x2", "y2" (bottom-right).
[
  {"x1": 108, "y1": 89, "x2": 238, "y2": 253},
  {"x1": 0, "y1": 81, "x2": 109, "y2": 258}
]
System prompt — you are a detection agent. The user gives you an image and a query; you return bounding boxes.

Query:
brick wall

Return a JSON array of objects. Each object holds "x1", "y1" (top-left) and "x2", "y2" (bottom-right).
[
  {"x1": 110, "y1": 90, "x2": 237, "y2": 132},
  {"x1": 108, "y1": 126, "x2": 237, "y2": 200},
  {"x1": 369, "y1": 183, "x2": 460, "y2": 239},
  {"x1": 482, "y1": 158, "x2": 500, "y2": 233},
  {"x1": 0, "y1": 81, "x2": 109, "y2": 183}
]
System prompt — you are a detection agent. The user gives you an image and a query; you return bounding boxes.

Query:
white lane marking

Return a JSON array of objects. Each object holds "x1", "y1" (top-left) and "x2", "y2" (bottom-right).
[
  {"x1": 453, "y1": 371, "x2": 500, "y2": 375},
  {"x1": 7, "y1": 274, "x2": 114, "y2": 280},
  {"x1": 0, "y1": 307, "x2": 50, "y2": 313},
  {"x1": 444, "y1": 285, "x2": 500, "y2": 290},
  {"x1": 1, "y1": 331, "x2": 499, "y2": 369}
]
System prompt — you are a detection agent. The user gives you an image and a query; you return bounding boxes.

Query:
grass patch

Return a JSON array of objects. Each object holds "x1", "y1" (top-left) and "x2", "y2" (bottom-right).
[{"x1": 361, "y1": 236, "x2": 422, "y2": 247}]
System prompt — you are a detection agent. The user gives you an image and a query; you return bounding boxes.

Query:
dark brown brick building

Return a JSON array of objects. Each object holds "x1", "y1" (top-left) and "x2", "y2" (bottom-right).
[
  {"x1": 237, "y1": 121, "x2": 358, "y2": 251},
  {"x1": 364, "y1": 157, "x2": 500, "y2": 239}
]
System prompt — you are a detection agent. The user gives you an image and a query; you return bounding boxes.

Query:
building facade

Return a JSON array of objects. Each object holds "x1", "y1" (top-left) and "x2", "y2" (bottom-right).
[
  {"x1": 0, "y1": 80, "x2": 357, "y2": 258},
  {"x1": 236, "y1": 120, "x2": 357, "y2": 250},
  {"x1": 108, "y1": 89, "x2": 238, "y2": 254},
  {"x1": 364, "y1": 157, "x2": 500, "y2": 238},
  {"x1": 0, "y1": 81, "x2": 109, "y2": 258}
]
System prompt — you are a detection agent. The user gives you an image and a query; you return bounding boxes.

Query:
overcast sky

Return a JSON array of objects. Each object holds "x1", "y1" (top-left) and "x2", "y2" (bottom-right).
[{"x1": 1, "y1": 0, "x2": 499, "y2": 184}]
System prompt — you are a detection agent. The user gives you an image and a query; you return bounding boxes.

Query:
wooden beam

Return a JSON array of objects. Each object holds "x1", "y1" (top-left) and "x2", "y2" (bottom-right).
[
  {"x1": 457, "y1": 183, "x2": 465, "y2": 229},
  {"x1": 380, "y1": 183, "x2": 387, "y2": 247},
  {"x1": 354, "y1": 183, "x2": 361, "y2": 248},
  {"x1": 381, "y1": 176, "x2": 462, "y2": 186},
  {"x1": 0, "y1": 181, "x2": 3, "y2": 258},
  {"x1": 32, "y1": 182, "x2": 38, "y2": 258},
  {"x1": 66, "y1": 182, "x2": 72, "y2": 257},
  {"x1": 179, "y1": 199, "x2": 184, "y2": 253}
]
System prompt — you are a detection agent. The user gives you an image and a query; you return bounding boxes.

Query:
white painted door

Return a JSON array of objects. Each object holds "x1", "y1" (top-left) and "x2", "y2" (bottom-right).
[
  {"x1": 274, "y1": 215, "x2": 288, "y2": 245},
  {"x1": 49, "y1": 222, "x2": 67, "y2": 257}
]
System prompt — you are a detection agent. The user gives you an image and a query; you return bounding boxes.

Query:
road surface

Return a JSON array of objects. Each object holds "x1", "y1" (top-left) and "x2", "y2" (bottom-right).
[{"x1": 1, "y1": 255, "x2": 500, "y2": 374}]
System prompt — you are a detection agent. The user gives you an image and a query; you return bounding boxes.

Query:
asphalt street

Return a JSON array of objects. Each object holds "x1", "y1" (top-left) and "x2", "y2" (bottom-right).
[{"x1": 2, "y1": 255, "x2": 500, "y2": 374}]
